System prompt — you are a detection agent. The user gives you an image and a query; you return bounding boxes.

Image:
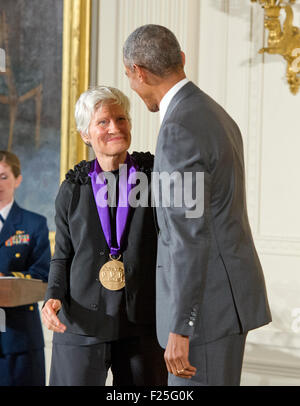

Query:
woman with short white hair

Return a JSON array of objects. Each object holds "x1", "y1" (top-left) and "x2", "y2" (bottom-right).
[{"x1": 42, "y1": 86, "x2": 167, "y2": 386}]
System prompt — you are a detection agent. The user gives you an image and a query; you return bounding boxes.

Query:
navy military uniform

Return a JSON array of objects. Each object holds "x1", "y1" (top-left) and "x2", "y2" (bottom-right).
[{"x1": 0, "y1": 201, "x2": 50, "y2": 386}]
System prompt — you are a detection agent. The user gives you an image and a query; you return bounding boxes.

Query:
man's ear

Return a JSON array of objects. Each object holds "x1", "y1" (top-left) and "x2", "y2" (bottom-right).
[
  {"x1": 133, "y1": 64, "x2": 161, "y2": 86},
  {"x1": 133, "y1": 64, "x2": 148, "y2": 83},
  {"x1": 181, "y1": 51, "x2": 186, "y2": 67}
]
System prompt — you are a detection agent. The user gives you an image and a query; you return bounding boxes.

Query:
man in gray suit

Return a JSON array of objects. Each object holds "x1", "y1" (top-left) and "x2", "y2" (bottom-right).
[{"x1": 123, "y1": 24, "x2": 271, "y2": 386}]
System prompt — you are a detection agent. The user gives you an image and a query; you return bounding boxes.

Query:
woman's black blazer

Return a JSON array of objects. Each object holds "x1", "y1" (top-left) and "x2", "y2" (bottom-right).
[{"x1": 45, "y1": 152, "x2": 158, "y2": 337}]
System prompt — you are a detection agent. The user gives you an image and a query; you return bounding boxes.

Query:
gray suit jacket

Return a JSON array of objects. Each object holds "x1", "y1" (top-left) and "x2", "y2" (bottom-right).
[{"x1": 154, "y1": 81, "x2": 271, "y2": 348}]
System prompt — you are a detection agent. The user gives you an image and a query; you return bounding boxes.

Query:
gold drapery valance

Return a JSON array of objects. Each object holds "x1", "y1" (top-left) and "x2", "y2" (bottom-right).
[
  {"x1": 50, "y1": 0, "x2": 91, "y2": 254},
  {"x1": 60, "y1": 0, "x2": 91, "y2": 181}
]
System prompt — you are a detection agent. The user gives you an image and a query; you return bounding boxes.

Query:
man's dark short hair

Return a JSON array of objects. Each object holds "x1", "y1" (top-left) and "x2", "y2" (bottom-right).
[{"x1": 123, "y1": 24, "x2": 183, "y2": 77}]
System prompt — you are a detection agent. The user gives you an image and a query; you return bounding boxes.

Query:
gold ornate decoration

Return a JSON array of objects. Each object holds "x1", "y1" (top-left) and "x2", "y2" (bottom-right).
[
  {"x1": 60, "y1": 0, "x2": 91, "y2": 181},
  {"x1": 49, "y1": 231, "x2": 56, "y2": 257},
  {"x1": 251, "y1": 0, "x2": 300, "y2": 94},
  {"x1": 49, "y1": 0, "x2": 91, "y2": 254}
]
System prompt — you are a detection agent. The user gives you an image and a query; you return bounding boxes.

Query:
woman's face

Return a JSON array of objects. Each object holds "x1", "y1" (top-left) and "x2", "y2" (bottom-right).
[
  {"x1": 0, "y1": 161, "x2": 22, "y2": 207},
  {"x1": 82, "y1": 102, "x2": 131, "y2": 158}
]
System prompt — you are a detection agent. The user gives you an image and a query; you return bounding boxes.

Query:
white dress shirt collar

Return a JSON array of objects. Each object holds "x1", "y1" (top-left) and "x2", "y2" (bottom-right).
[
  {"x1": 159, "y1": 78, "x2": 189, "y2": 124},
  {"x1": 0, "y1": 200, "x2": 14, "y2": 232}
]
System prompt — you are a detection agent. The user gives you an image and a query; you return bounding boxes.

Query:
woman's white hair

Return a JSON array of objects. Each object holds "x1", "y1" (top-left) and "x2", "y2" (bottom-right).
[{"x1": 75, "y1": 86, "x2": 131, "y2": 136}]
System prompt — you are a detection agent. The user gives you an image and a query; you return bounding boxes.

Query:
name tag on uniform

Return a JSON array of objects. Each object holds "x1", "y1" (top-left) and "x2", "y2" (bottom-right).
[{"x1": 5, "y1": 233, "x2": 30, "y2": 247}]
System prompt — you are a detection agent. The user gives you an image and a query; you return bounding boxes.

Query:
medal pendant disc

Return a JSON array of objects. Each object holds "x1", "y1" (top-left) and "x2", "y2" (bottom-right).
[{"x1": 99, "y1": 259, "x2": 125, "y2": 291}]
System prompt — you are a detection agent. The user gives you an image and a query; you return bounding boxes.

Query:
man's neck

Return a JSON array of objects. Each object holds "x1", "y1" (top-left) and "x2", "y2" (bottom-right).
[
  {"x1": 154, "y1": 71, "x2": 187, "y2": 107},
  {"x1": 96, "y1": 151, "x2": 127, "y2": 172}
]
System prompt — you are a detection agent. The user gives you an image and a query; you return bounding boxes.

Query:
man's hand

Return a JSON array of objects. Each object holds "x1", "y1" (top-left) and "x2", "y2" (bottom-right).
[
  {"x1": 42, "y1": 299, "x2": 66, "y2": 333},
  {"x1": 164, "y1": 332, "x2": 197, "y2": 379}
]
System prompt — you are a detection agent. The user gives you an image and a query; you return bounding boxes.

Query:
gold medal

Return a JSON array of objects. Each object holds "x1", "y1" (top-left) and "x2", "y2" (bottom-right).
[{"x1": 99, "y1": 255, "x2": 125, "y2": 291}]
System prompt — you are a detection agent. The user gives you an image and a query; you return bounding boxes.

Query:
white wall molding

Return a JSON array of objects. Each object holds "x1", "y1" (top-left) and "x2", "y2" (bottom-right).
[
  {"x1": 242, "y1": 341, "x2": 300, "y2": 385},
  {"x1": 242, "y1": 360, "x2": 300, "y2": 385},
  {"x1": 256, "y1": 236, "x2": 300, "y2": 257},
  {"x1": 244, "y1": 360, "x2": 300, "y2": 380}
]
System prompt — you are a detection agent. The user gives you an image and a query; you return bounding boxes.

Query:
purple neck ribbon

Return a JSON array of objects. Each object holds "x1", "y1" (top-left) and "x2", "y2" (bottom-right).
[{"x1": 89, "y1": 153, "x2": 137, "y2": 257}]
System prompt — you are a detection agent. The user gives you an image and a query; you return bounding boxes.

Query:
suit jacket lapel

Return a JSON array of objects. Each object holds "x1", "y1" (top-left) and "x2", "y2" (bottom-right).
[
  {"x1": 159, "y1": 81, "x2": 198, "y2": 132},
  {"x1": 0, "y1": 202, "x2": 23, "y2": 247},
  {"x1": 154, "y1": 81, "x2": 200, "y2": 213},
  {"x1": 155, "y1": 81, "x2": 199, "y2": 171}
]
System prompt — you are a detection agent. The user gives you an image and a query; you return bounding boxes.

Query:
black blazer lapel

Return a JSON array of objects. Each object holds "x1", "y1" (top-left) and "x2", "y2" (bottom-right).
[
  {"x1": 0, "y1": 202, "x2": 23, "y2": 248},
  {"x1": 85, "y1": 183, "x2": 109, "y2": 251}
]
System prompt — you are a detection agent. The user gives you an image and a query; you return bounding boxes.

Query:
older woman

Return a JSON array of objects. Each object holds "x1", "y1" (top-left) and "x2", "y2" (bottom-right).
[
  {"x1": 0, "y1": 150, "x2": 50, "y2": 386},
  {"x1": 42, "y1": 86, "x2": 167, "y2": 386}
]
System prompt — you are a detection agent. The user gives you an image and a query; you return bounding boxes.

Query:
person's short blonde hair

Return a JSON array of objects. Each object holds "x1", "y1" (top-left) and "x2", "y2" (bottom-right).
[{"x1": 75, "y1": 86, "x2": 131, "y2": 138}]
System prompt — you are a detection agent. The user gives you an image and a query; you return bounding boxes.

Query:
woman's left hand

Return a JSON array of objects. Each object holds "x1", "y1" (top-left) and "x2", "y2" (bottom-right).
[{"x1": 42, "y1": 299, "x2": 66, "y2": 333}]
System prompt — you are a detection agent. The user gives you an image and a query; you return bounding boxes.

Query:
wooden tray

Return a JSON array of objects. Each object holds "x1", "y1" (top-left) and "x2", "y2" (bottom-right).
[{"x1": 0, "y1": 277, "x2": 47, "y2": 307}]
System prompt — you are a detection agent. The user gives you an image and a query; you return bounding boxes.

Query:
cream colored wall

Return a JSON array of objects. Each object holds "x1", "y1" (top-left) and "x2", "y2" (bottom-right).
[
  {"x1": 44, "y1": 0, "x2": 300, "y2": 385},
  {"x1": 93, "y1": 0, "x2": 202, "y2": 154}
]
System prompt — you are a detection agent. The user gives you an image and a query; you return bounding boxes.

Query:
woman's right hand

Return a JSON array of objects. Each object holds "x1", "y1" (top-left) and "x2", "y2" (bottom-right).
[{"x1": 42, "y1": 299, "x2": 67, "y2": 333}]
